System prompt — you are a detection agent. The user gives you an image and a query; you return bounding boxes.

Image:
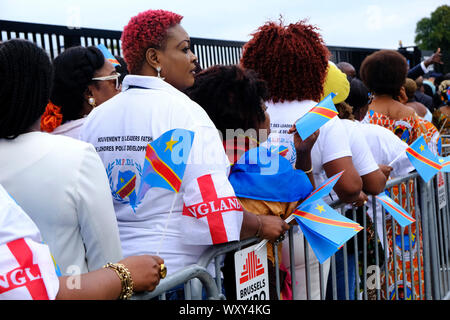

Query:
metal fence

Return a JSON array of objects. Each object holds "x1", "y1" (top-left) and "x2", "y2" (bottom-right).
[
  {"x1": 1, "y1": 20, "x2": 389, "y2": 72},
  {"x1": 132, "y1": 164, "x2": 450, "y2": 301}
]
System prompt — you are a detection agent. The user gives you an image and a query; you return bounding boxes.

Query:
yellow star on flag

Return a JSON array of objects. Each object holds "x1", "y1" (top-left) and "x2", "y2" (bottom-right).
[
  {"x1": 419, "y1": 144, "x2": 425, "y2": 152},
  {"x1": 439, "y1": 158, "x2": 444, "y2": 163},
  {"x1": 315, "y1": 204, "x2": 325, "y2": 214},
  {"x1": 165, "y1": 137, "x2": 179, "y2": 152}
]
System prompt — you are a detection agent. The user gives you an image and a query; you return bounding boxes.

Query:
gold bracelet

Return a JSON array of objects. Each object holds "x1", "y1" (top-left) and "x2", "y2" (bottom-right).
[
  {"x1": 304, "y1": 166, "x2": 313, "y2": 174},
  {"x1": 255, "y1": 215, "x2": 263, "y2": 238},
  {"x1": 103, "y1": 262, "x2": 134, "y2": 300}
]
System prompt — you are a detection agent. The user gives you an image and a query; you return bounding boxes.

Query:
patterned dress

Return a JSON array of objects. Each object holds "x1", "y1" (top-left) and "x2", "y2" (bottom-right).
[{"x1": 362, "y1": 110, "x2": 439, "y2": 300}]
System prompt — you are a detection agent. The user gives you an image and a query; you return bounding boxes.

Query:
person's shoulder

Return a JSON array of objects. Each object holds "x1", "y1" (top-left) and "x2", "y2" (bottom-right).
[{"x1": 39, "y1": 131, "x2": 96, "y2": 155}]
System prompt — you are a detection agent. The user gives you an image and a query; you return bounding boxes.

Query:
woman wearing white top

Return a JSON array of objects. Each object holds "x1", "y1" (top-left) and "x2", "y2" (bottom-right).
[
  {"x1": 0, "y1": 39, "x2": 123, "y2": 276},
  {"x1": 79, "y1": 10, "x2": 289, "y2": 296},
  {"x1": 241, "y1": 20, "x2": 363, "y2": 300}
]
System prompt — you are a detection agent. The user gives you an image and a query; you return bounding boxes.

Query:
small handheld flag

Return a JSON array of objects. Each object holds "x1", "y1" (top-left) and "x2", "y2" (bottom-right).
[
  {"x1": 375, "y1": 193, "x2": 415, "y2": 228},
  {"x1": 292, "y1": 199, "x2": 363, "y2": 264},
  {"x1": 137, "y1": 128, "x2": 195, "y2": 201},
  {"x1": 405, "y1": 136, "x2": 442, "y2": 182},
  {"x1": 437, "y1": 155, "x2": 450, "y2": 173},
  {"x1": 300, "y1": 171, "x2": 344, "y2": 207},
  {"x1": 295, "y1": 92, "x2": 338, "y2": 140},
  {"x1": 97, "y1": 43, "x2": 120, "y2": 67}
]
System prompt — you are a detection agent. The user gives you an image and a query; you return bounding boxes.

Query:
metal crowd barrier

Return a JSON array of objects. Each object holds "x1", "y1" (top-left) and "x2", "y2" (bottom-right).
[{"x1": 134, "y1": 159, "x2": 449, "y2": 300}]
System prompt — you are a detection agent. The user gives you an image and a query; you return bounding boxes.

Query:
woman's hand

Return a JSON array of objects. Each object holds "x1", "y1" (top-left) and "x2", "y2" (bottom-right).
[
  {"x1": 258, "y1": 215, "x2": 290, "y2": 243},
  {"x1": 379, "y1": 164, "x2": 393, "y2": 179},
  {"x1": 120, "y1": 255, "x2": 165, "y2": 292},
  {"x1": 288, "y1": 125, "x2": 320, "y2": 155},
  {"x1": 353, "y1": 191, "x2": 368, "y2": 207}
]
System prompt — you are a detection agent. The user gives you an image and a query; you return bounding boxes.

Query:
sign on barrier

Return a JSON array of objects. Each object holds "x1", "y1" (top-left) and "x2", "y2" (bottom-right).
[
  {"x1": 437, "y1": 172, "x2": 446, "y2": 209},
  {"x1": 234, "y1": 244, "x2": 269, "y2": 300}
]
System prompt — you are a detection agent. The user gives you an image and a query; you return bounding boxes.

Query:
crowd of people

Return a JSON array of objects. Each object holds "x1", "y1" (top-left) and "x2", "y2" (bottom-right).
[{"x1": 0, "y1": 8, "x2": 448, "y2": 300}]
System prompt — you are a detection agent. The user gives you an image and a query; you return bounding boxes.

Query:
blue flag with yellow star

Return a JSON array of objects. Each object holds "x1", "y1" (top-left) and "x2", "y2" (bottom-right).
[
  {"x1": 405, "y1": 136, "x2": 442, "y2": 182},
  {"x1": 137, "y1": 129, "x2": 195, "y2": 201},
  {"x1": 437, "y1": 155, "x2": 450, "y2": 173},
  {"x1": 292, "y1": 199, "x2": 363, "y2": 264}
]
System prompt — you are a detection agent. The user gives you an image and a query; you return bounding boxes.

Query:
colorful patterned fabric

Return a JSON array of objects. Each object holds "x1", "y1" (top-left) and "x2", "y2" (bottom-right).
[{"x1": 366, "y1": 111, "x2": 425, "y2": 300}]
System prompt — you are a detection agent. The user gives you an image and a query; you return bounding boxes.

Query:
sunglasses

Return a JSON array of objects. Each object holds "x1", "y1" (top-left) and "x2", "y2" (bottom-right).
[{"x1": 92, "y1": 72, "x2": 121, "y2": 90}]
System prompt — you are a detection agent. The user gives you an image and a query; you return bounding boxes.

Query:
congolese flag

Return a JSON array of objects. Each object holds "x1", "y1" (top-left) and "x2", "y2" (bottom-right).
[
  {"x1": 292, "y1": 198, "x2": 363, "y2": 264},
  {"x1": 376, "y1": 193, "x2": 415, "y2": 228},
  {"x1": 295, "y1": 92, "x2": 338, "y2": 140},
  {"x1": 229, "y1": 146, "x2": 313, "y2": 202},
  {"x1": 97, "y1": 43, "x2": 120, "y2": 67},
  {"x1": 437, "y1": 155, "x2": 450, "y2": 173},
  {"x1": 405, "y1": 136, "x2": 442, "y2": 182},
  {"x1": 300, "y1": 171, "x2": 344, "y2": 207},
  {"x1": 137, "y1": 129, "x2": 194, "y2": 201}
]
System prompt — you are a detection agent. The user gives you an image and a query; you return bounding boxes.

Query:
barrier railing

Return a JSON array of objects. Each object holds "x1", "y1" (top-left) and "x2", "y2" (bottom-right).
[{"x1": 133, "y1": 168, "x2": 450, "y2": 300}]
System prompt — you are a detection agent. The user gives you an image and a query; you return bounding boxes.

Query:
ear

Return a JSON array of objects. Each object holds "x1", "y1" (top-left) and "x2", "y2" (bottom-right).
[{"x1": 145, "y1": 48, "x2": 161, "y2": 69}]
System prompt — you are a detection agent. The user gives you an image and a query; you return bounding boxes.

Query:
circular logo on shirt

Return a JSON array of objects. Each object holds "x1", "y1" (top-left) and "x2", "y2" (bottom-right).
[{"x1": 106, "y1": 159, "x2": 142, "y2": 212}]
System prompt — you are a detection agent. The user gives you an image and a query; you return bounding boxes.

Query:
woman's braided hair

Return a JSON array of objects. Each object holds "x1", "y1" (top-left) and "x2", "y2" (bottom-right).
[
  {"x1": 0, "y1": 39, "x2": 53, "y2": 139},
  {"x1": 50, "y1": 46, "x2": 104, "y2": 123}
]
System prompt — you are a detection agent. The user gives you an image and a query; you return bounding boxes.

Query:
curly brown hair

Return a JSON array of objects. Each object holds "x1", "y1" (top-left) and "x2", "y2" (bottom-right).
[
  {"x1": 360, "y1": 50, "x2": 408, "y2": 98},
  {"x1": 240, "y1": 19, "x2": 330, "y2": 103}
]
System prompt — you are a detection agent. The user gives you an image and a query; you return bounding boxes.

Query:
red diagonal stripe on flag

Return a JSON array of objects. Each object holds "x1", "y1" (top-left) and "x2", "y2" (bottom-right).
[
  {"x1": 377, "y1": 197, "x2": 416, "y2": 223},
  {"x1": 294, "y1": 210, "x2": 362, "y2": 231},
  {"x1": 309, "y1": 106, "x2": 338, "y2": 119},
  {"x1": 146, "y1": 145, "x2": 182, "y2": 192},
  {"x1": 117, "y1": 175, "x2": 136, "y2": 199},
  {"x1": 406, "y1": 147, "x2": 442, "y2": 170},
  {"x1": 5, "y1": 239, "x2": 49, "y2": 300}
]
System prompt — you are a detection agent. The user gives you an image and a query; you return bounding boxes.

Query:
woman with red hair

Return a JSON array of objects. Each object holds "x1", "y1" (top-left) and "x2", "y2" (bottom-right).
[
  {"x1": 241, "y1": 19, "x2": 363, "y2": 300},
  {"x1": 80, "y1": 9, "x2": 289, "y2": 299}
]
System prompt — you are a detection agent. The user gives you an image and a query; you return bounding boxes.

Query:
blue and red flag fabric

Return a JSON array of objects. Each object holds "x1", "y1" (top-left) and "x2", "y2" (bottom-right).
[
  {"x1": 268, "y1": 145, "x2": 289, "y2": 158},
  {"x1": 375, "y1": 193, "x2": 415, "y2": 228},
  {"x1": 295, "y1": 92, "x2": 338, "y2": 140},
  {"x1": 437, "y1": 155, "x2": 450, "y2": 173},
  {"x1": 292, "y1": 198, "x2": 363, "y2": 264},
  {"x1": 405, "y1": 136, "x2": 442, "y2": 182},
  {"x1": 300, "y1": 171, "x2": 344, "y2": 207},
  {"x1": 137, "y1": 129, "x2": 194, "y2": 201},
  {"x1": 229, "y1": 146, "x2": 313, "y2": 202},
  {"x1": 97, "y1": 43, "x2": 120, "y2": 67}
]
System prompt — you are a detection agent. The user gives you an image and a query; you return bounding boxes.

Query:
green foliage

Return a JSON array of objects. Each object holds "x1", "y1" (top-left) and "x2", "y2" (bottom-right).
[{"x1": 415, "y1": 5, "x2": 450, "y2": 73}]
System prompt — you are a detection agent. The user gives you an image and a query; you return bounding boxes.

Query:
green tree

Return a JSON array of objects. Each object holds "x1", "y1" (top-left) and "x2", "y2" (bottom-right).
[{"x1": 415, "y1": 5, "x2": 450, "y2": 74}]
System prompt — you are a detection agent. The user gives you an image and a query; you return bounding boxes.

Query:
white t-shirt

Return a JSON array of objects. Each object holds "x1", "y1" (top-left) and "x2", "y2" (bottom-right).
[
  {"x1": 358, "y1": 122, "x2": 415, "y2": 251},
  {"x1": 0, "y1": 184, "x2": 59, "y2": 300},
  {"x1": 79, "y1": 75, "x2": 243, "y2": 276},
  {"x1": 266, "y1": 99, "x2": 353, "y2": 190},
  {"x1": 0, "y1": 132, "x2": 123, "y2": 276},
  {"x1": 340, "y1": 119, "x2": 379, "y2": 177}
]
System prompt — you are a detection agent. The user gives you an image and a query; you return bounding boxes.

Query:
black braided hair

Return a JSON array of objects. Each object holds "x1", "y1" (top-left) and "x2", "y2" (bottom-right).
[
  {"x1": 0, "y1": 39, "x2": 53, "y2": 139},
  {"x1": 50, "y1": 46, "x2": 104, "y2": 122}
]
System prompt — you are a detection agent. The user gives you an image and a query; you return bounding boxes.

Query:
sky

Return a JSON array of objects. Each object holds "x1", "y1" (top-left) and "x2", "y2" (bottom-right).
[{"x1": 0, "y1": 0, "x2": 448, "y2": 49}]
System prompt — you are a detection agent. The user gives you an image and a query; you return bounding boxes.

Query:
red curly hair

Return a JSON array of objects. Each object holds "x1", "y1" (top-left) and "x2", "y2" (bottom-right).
[
  {"x1": 121, "y1": 9, "x2": 183, "y2": 74},
  {"x1": 241, "y1": 19, "x2": 330, "y2": 103}
]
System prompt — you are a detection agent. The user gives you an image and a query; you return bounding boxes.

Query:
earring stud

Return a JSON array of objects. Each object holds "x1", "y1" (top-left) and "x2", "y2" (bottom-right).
[
  {"x1": 88, "y1": 97, "x2": 96, "y2": 108},
  {"x1": 156, "y1": 66, "x2": 165, "y2": 80}
]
